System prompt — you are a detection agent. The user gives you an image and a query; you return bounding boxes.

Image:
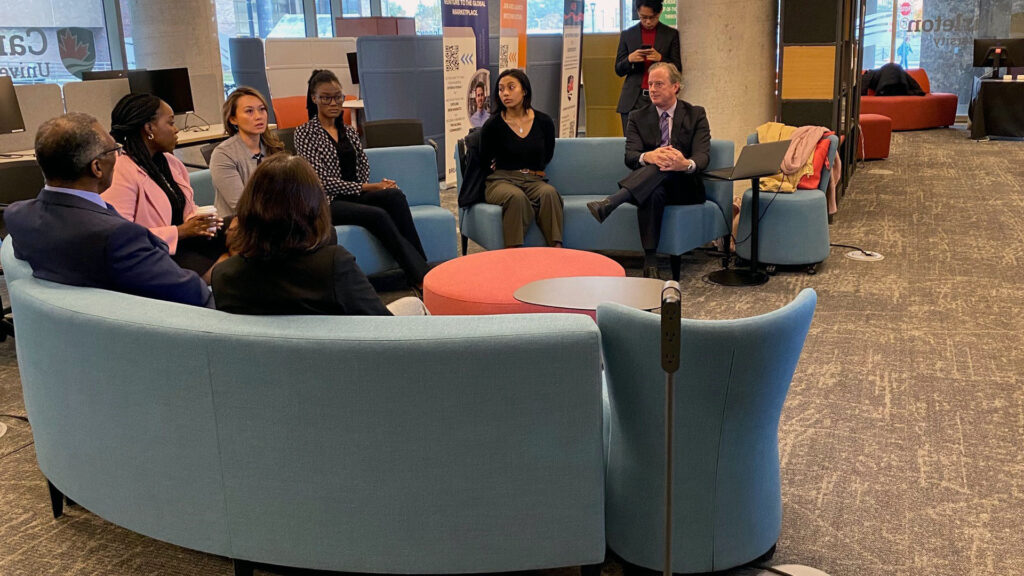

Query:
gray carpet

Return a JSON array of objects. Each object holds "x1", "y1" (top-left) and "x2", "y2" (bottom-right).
[{"x1": 1, "y1": 126, "x2": 1022, "y2": 575}]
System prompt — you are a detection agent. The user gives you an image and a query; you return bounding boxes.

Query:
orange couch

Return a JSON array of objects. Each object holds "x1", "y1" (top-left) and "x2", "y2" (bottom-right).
[{"x1": 860, "y1": 68, "x2": 957, "y2": 131}]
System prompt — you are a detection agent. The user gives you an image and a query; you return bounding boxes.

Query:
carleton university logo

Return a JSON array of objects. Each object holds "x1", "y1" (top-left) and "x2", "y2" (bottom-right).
[{"x1": 57, "y1": 28, "x2": 96, "y2": 79}]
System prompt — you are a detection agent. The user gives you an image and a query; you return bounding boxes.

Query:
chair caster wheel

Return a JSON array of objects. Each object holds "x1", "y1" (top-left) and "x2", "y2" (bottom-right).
[
  {"x1": 766, "y1": 265, "x2": 777, "y2": 275},
  {"x1": 805, "y1": 265, "x2": 817, "y2": 275}
]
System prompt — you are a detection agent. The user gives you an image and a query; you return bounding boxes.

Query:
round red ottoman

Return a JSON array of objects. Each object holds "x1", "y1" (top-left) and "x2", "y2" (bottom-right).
[
  {"x1": 857, "y1": 114, "x2": 892, "y2": 160},
  {"x1": 423, "y1": 248, "x2": 625, "y2": 316}
]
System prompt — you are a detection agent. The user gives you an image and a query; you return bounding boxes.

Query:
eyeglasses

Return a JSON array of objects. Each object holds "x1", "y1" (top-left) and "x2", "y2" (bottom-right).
[
  {"x1": 316, "y1": 94, "x2": 345, "y2": 105},
  {"x1": 92, "y1": 143, "x2": 125, "y2": 162}
]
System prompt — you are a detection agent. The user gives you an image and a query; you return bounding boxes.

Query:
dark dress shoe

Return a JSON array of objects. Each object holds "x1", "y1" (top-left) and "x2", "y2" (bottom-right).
[
  {"x1": 643, "y1": 265, "x2": 660, "y2": 279},
  {"x1": 587, "y1": 199, "x2": 611, "y2": 223}
]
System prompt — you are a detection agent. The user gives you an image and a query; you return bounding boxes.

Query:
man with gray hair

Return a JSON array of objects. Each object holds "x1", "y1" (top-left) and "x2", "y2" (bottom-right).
[
  {"x1": 5, "y1": 113, "x2": 212, "y2": 307},
  {"x1": 587, "y1": 62, "x2": 710, "y2": 278}
]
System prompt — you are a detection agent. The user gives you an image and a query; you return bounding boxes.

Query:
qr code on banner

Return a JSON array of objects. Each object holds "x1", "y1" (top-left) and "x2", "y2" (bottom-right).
[
  {"x1": 499, "y1": 45, "x2": 510, "y2": 70},
  {"x1": 444, "y1": 45, "x2": 459, "y2": 72}
]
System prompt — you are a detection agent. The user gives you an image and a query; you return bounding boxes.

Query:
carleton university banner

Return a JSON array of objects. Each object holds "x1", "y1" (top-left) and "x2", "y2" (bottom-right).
[
  {"x1": 0, "y1": 26, "x2": 109, "y2": 84},
  {"x1": 558, "y1": 0, "x2": 584, "y2": 138},
  {"x1": 442, "y1": 0, "x2": 489, "y2": 184},
  {"x1": 499, "y1": 0, "x2": 527, "y2": 71}
]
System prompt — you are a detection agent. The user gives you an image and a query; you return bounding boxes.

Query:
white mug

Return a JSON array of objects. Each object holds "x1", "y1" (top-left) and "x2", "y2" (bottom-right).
[{"x1": 194, "y1": 205, "x2": 219, "y2": 233}]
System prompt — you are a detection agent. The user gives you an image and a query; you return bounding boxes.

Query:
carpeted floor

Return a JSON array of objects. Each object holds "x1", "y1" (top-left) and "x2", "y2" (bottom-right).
[{"x1": 0, "y1": 126, "x2": 1022, "y2": 576}]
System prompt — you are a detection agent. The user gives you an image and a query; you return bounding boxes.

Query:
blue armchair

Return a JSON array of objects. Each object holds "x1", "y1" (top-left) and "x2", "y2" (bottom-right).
[
  {"x1": 597, "y1": 289, "x2": 817, "y2": 573},
  {"x1": 735, "y1": 134, "x2": 838, "y2": 271},
  {"x1": 340, "y1": 144, "x2": 457, "y2": 274}
]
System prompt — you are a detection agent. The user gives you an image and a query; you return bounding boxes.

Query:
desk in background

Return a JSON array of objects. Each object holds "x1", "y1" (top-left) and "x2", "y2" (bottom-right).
[
  {"x1": 177, "y1": 123, "x2": 228, "y2": 147},
  {"x1": 343, "y1": 99, "x2": 366, "y2": 133},
  {"x1": 970, "y1": 78, "x2": 1024, "y2": 139}
]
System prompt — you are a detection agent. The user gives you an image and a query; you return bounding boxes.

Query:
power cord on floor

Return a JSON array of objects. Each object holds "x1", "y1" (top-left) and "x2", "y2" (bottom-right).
[
  {"x1": 830, "y1": 242, "x2": 874, "y2": 256},
  {"x1": 753, "y1": 565, "x2": 797, "y2": 576},
  {"x1": 0, "y1": 414, "x2": 28, "y2": 422}
]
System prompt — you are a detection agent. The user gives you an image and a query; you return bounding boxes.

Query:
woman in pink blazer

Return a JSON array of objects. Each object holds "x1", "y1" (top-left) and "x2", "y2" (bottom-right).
[{"x1": 104, "y1": 93, "x2": 225, "y2": 276}]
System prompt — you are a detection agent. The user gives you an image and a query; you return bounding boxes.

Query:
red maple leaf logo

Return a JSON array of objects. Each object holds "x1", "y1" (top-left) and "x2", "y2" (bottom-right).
[{"x1": 58, "y1": 29, "x2": 90, "y2": 61}]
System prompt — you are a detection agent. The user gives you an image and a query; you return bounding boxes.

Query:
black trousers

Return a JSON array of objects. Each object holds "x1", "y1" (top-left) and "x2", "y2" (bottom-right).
[
  {"x1": 618, "y1": 165, "x2": 705, "y2": 251},
  {"x1": 330, "y1": 188, "x2": 428, "y2": 285}
]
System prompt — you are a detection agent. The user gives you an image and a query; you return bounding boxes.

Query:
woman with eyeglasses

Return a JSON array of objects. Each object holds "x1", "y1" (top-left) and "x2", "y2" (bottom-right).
[
  {"x1": 294, "y1": 69, "x2": 428, "y2": 290},
  {"x1": 103, "y1": 93, "x2": 225, "y2": 278},
  {"x1": 615, "y1": 0, "x2": 681, "y2": 133},
  {"x1": 210, "y1": 86, "x2": 285, "y2": 218}
]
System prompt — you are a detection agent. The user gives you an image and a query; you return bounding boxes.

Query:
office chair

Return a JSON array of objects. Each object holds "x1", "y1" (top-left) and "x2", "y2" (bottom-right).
[
  {"x1": 363, "y1": 119, "x2": 436, "y2": 151},
  {"x1": 276, "y1": 127, "x2": 296, "y2": 154},
  {"x1": 0, "y1": 159, "x2": 45, "y2": 341},
  {"x1": 199, "y1": 142, "x2": 217, "y2": 166}
]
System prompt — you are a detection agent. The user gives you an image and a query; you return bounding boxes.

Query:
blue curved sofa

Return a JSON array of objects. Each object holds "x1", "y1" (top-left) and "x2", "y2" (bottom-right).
[
  {"x1": 1, "y1": 240, "x2": 604, "y2": 575},
  {"x1": 190, "y1": 144, "x2": 458, "y2": 277},
  {"x1": 458, "y1": 137, "x2": 735, "y2": 279},
  {"x1": 597, "y1": 289, "x2": 817, "y2": 573}
]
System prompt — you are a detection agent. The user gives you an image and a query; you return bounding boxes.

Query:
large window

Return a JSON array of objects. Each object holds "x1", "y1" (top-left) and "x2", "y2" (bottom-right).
[
  {"x1": 0, "y1": 0, "x2": 115, "y2": 85},
  {"x1": 861, "y1": 0, "x2": 1022, "y2": 115},
  {"x1": 526, "y1": 0, "x2": 621, "y2": 34},
  {"x1": 382, "y1": 0, "x2": 441, "y2": 35}
]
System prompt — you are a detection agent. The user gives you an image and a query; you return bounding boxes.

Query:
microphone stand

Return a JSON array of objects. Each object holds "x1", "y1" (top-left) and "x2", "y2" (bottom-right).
[{"x1": 660, "y1": 281, "x2": 682, "y2": 576}]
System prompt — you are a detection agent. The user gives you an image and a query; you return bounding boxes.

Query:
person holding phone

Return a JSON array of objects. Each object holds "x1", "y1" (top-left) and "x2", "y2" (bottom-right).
[{"x1": 615, "y1": 0, "x2": 681, "y2": 133}]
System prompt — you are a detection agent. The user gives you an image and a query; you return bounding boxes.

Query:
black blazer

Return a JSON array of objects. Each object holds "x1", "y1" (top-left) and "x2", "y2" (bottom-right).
[
  {"x1": 5, "y1": 188, "x2": 212, "y2": 307},
  {"x1": 615, "y1": 22, "x2": 682, "y2": 114},
  {"x1": 211, "y1": 244, "x2": 390, "y2": 316},
  {"x1": 624, "y1": 99, "x2": 711, "y2": 203}
]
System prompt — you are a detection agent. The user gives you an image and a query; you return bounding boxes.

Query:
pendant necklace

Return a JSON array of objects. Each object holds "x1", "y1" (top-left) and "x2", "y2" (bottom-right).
[{"x1": 505, "y1": 113, "x2": 525, "y2": 134}]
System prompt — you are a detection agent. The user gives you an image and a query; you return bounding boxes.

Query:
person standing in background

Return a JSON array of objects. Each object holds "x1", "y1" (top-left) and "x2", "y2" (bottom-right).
[{"x1": 615, "y1": 0, "x2": 681, "y2": 134}]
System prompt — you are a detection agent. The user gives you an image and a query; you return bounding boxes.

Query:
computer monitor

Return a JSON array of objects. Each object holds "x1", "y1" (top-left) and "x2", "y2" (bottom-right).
[
  {"x1": 973, "y1": 38, "x2": 1024, "y2": 77},
  {"x1": 127, "y1": 68, "x2": 195, "y2": 114},
  {"x1": 82, "y1": 69, "x2": 133, "y2": 81},
  {"x1": 346, "y1": 52, "x2": 360, "y2": 85},
  {"x1": 0, "y1": 76, "x2": 26, "y2": 135}
]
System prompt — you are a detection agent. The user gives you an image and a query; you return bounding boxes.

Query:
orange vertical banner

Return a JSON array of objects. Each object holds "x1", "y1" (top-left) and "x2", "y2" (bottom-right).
[{"x1": 499, "y1": 0, "x2": 527, "y2": 71}]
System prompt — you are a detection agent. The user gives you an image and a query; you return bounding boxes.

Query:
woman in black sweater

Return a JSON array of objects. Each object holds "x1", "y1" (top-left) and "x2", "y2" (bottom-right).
[{"x1": 480, "y1": 69, "x2": 562, "y2": 248}]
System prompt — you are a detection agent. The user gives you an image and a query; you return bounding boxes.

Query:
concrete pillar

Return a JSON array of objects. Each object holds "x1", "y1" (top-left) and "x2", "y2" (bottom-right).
[
  {"x1": 126, "y1": 0, "x2": 224, "y2": 124},
  {"x1": 677, "y1": 0, "x2": 777, "y2": 163}
]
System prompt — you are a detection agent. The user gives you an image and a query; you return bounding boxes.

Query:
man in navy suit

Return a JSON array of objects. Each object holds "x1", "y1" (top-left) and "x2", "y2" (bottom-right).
[
  {"x1": 588, "y1": 63, "x2": 710, "y2": 278},
  {"x1": 5, "y1": 113, "x2": 212, "y2": 307}
]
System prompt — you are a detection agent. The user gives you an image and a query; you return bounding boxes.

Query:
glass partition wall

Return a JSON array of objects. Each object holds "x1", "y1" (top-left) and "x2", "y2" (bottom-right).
[{"x1": 863, "y1": 0, "x2": 1024, "y2": 114}]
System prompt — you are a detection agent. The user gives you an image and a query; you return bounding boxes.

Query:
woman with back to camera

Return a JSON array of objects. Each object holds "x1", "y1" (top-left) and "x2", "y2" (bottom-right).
[
  {"x1": 212, "y1": 153, "x2": 426, "y2": 316},
  {"x1": 210, "y1": 86, "x2": 285, "y2": 217},
  {"x1": 104, "y1": 93, "x2": 225, "y2": 278},
  {"x1": 479, "y1": 68, "x2": 562, "y2": 248},
  {"x1": 294, "y1": 69, "x2": 428, "y2": 290}
]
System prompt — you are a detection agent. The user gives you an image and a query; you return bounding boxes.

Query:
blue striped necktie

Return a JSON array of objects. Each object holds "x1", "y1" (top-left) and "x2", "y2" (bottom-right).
[{"x1": 659, "y1": 111, "x2": 670, "y2": 147}]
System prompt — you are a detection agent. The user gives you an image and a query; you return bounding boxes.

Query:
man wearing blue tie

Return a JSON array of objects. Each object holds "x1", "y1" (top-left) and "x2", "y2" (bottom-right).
[
  {"x1": 5, "y1": 113, "x2": 213, "y2": 307},
  {"x1": 587, "y1": 62, "x2": 710, "y2": 278}
]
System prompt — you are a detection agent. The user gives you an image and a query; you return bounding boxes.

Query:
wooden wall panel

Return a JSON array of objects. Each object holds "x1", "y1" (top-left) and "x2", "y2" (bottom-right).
[
  {"x1": 780, "y1": 45, "x2": 836, "y2": 100},
  {"x1": 581, "y1": 34, "x2": 625, "y2": 137}
]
